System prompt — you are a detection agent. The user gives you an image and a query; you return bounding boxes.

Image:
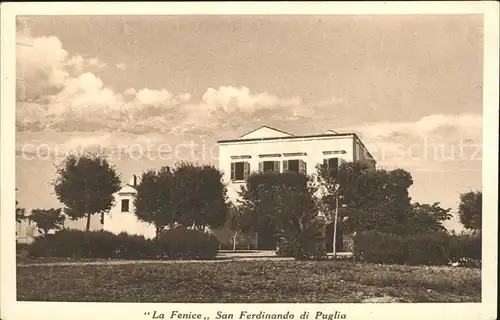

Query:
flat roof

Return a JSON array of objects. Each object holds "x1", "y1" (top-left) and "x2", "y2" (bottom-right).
[
  {"x1": 218, "y1": 132, "x2": 353, "y2": 143},
  {"x1": 217, "y1": 132, "x2": 376, "y2": 163}
]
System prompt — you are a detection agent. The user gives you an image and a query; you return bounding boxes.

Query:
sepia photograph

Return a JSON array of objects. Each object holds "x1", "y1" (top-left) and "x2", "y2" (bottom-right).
[{"x1": 1, "y1": 2, "x2": 498, "y2": 320}]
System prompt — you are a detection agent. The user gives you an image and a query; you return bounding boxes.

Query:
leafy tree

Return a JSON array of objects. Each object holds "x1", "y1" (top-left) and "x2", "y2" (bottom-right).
[
  {"x1": 15, "y1": 188, "x2": 26, "y2": 223},
  {"x1": 134, "y1": 166, "x2": 175, "y2": 237},
  {"x1": 223, "y1": 202, "x2": 255, "y2": 251},
  {"x1": 28, "y1": 208, "x2": 65, "y2": 236},
  {"x1": 317, "y1": 161, "x2": 414, "y2": 235},
  {"x1": 172, "y1": 162, "x2": 228, "y2": 231},
  {"x1": 238, "y1": 171, "x2": 323, "y2": 260},
  {"x1": 16, "y1": 201, "x2": 26, "y2": 223},
  {"x1": 407, "y1": 202, "x2": 452, "y2": 234},
  {"x1": 53, "y1": 153, "x2": 121, "y2": 231},
  {"x1": 458, "y1": 190, "x2": 482, "y2": 230}
]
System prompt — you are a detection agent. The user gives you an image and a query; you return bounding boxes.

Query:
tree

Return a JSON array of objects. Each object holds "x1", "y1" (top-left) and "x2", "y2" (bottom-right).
[
  {"x1": 16, "y1": 201, "x2": 26, "y2": 223},
  {"x1": 317, "y1": 161, "x2": 414, "y2": 235},
  {"x1": 238, "y1": 171, "x2": 323, "y2": 260},
  {"x1": 28, "y1": 208, "x2": 65, "y2": 236},
  {"x1": 407, "y1": 202, "x2": 452, "y2": 234},
  {"x1": 53, "y1": 153, "x2": 121, "y2": 231},
  {"x1": 172, "y1": 162, "x2": 228, "y2": 231},
  {"x1": 458, "y1": 190, "x2": 482, "y2": 230},
  {"x1": 15, "y1": 188, "x2": 26, "y2": 223},
  {"x1": 223, "y1": 202, "x2": 255, "y2": 251},
  {"x1": 134, "y1": 166, "x2": 175, "y2": 237}
]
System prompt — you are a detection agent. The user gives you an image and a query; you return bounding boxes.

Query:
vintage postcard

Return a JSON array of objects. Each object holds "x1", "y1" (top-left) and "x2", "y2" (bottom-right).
[{"x1": 1, "y1": 2, "x2": 498, "y2": 320}]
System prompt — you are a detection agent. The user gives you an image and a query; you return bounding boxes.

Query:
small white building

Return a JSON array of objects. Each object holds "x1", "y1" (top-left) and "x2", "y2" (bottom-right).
[
  {"x1": 16, "y1": 175, "x2": 156, "y2": 243},
  {"x1": 101, "y1": 176, "x2": 156, "y2": 239},
  {"x1": 217, "y1": 125, "x2": 376, "y2": 250}
]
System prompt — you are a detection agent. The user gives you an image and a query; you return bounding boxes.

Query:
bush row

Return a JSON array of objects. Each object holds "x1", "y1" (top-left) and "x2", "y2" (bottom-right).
[
  {"x1": 353, "y1": 230, "x2": 481, "y2": 267},
  {"x1": 27, "y1": 228, "x2": 220, "y2": 260},
  {"x1": 276, "y1": 237, "x2": 327, "y2": 260}
]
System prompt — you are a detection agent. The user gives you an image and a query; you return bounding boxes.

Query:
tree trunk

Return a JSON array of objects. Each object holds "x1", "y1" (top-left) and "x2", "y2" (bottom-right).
[
  {"x1": 86, "y1": 213, "x2": 91, "y2": 231},
  {"x1": 294, "y1": 248, "x2": 308, "y2": 260},
  {"x1": 232, "y1": 231, "x2": 239, "y2": 252},
  {"x1": 155, "y1": 224, "x2": 160, "y2": 238}
]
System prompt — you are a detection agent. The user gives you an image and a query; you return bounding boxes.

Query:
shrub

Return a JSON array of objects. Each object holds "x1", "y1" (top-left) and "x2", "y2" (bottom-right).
[
  {"x1": 354, "y1": 230, "x2": 481, "y2": 267},
  {"x1": 449, "y1": 232, "x2": 481, "y2": 267},
  {"x1": 276, "y1": 236, "x2": 327, "y2": 261},
  {"x1": 155, "y1": 228, "x2": 219, "y2": 260},
  {"x1": 407, "y1": 232, "x2": 451, "y2": 265},
  {"x1": 354, "y1": 230, "x2": 407, "y2": 264},
  {"x1": 114, "y1": 232, "x2": 156, "y2": 259},
  {"x1": 26, "y1": 228, "x2": 220, "y2": 260},
  {"x1": 27, "y1": 230, "x2": 156, "y2": 259},
  {"x1": 28, "y1": 230, "x2": 118, "y2": 258},
  {"x1": 276, "y1": 238, "x2": 294, "y2": 257}
]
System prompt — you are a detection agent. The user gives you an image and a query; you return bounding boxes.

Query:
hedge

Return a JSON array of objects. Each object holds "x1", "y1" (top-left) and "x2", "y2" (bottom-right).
[
  {"x1": 449, "y1": 232, "x2": 481, "y2": 267},
  {"x1": 353, "y1": 230, "x2": 481, "y2": 267},
  {"x1": 156, "y1": 228, "x2": 220, "y2": 260},
  {"x1": 276, "y1": 237, "x2": 327, "y2": 260},
  {"x1": 27, "y1": 228, "x2": 219, "y2": 260},
  {"x1": 407, "y1": 232, "x2": 451, "y2": 266},
  {"x1": 353, "y1": 230, "x2": 407, "y2": 264}
]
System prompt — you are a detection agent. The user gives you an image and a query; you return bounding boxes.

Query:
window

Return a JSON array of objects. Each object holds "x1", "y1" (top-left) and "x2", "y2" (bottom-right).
[
  {"x1": 121, "y1": 199, "x2": 130, "y2": 212},
  {"x1": 259, "y1": 161, "x2": 280, "y2": 173},
  {"x1": 324, "y1": 157, "x2": 339, "y2": 178},
  {"x1": 231, "y1": 161, "x2": 250, "y2": 181},
  {"x1": 283, "y1": 159, "x2": 307, "y2": 174}
]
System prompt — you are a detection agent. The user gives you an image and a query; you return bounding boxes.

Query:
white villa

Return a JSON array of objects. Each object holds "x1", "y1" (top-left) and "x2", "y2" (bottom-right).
[
  {"x1": 217, "y1": 126, "x2": 376, "y2": 250},
  {"x1": 17, "y1": 126, "x2": 375, "y2": 251}
]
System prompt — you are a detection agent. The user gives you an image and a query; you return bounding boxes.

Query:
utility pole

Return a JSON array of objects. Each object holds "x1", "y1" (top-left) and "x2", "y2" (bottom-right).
[{"x1": 332, "y1": 183, "x2": 339, "y2": 258}]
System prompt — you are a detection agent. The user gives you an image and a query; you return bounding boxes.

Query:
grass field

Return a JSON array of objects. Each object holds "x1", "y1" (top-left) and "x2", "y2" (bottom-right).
[{"x1": 17, "y1": 260, "x2": 481, "y2": 303}]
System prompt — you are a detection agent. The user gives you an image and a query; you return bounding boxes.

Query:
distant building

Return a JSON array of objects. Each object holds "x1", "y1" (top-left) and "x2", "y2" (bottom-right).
[
  {"x1": 101, "y1": 175, "x2": 156, "y2": 239},
  {"x1": 217, "y1": 125, "x2": 376, "y2": 251},
  {"x1": 16, "y1": 175, "x2": 155, "y2": 243}
]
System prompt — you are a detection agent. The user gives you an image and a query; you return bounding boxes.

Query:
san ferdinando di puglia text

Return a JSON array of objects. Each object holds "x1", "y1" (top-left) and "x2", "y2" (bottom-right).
[
  {"x1": 216, "y1": 311, "x2": 347, "y2": 320},
  {"x1": 146, "y1": 310, "x2": 347, "y2": 320}
]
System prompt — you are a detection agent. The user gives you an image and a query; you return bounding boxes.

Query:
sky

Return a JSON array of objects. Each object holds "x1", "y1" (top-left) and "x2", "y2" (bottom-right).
[{"x1": 15, "y1": 15, "x2": 483, "y2": 231}]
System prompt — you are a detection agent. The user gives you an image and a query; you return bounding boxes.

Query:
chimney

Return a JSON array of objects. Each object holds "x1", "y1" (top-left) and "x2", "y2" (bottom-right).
[{"x1": 130, "y1": 174, "x2": 137, "y2": 187}]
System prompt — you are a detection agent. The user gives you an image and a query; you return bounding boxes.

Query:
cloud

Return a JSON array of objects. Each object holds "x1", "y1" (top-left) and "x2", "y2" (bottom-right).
[
  {"x1": 116, "y1": 63, "x2": 127, "y2": 70},
  {"x1": 15, "y1": 30, "x2": 312, "y2": 135},
  {"x1": 124, "y1": 88, "x2": 137, "y2": 95},
  {"x1": 342, "y1": 113, "x2": 483, "y2": 171},
  {"x1": 16, "y1": 31, "x2": 110, "y2": 104},
  {"x1": 16, "y1": 28, "x2": 481, "y2": 152},
  {"x1": 135, "y1": 88, "x2": 191, "y2": 107},
  {"x1": 15, "y1": 31, "x2": 194, "y2": 133},
  {"x1": 202, "y1": 86, "x2": 301, "y2": 114},
  {"x1": 88, "y1": 58, "x2": 107, "y2": 68}
]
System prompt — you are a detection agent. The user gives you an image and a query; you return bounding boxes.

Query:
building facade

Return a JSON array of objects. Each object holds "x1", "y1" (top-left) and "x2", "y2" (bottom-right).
[
  {"x1": 100, "y1": 177, "x2": 156, "y2": 239},
  {"x1": 217, "y1": 126, "x2": 376, "y2": 251}
]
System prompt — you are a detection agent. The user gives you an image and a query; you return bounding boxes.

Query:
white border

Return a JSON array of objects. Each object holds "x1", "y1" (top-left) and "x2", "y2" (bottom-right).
[{"x1": 1, "y1": 2, "x2": 498, "y2": 320}]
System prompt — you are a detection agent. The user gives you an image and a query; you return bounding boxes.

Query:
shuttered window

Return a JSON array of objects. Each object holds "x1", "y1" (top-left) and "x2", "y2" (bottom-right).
[
  {"x1": 230, "y1": 161, "x2": 250, "y2": 181},
  {"x1": 283, "y1": 159, "x2": 307, "y2": 174},
  {"x1": 259, "y1": 161, "x2": 281, "y2": 173},
  {"x1": 299, "y1": 160, "x2": 307, "y2": 174},
  {"x1": 274, "y1": 161, "x2": 280, "y2": 173}
]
